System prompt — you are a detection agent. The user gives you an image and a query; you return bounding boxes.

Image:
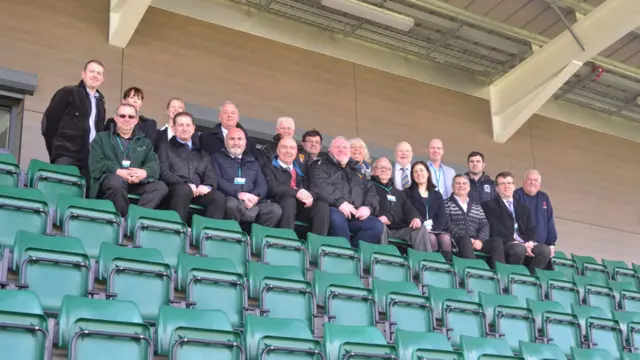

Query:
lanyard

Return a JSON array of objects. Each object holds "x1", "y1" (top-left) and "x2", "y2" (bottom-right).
[
  {"x1": 116, "y1": 137, "x2": 133, "y2": 160},
  {"x1": 424, "y1": 194, "x2": 430, "y2": 219},
  {"x1": 429, "y1": 163, "x2": 444, "y2": 191},
  {"x1": 237, "y1": 166, "x2": 242, "y2": 178},
  {"x1": 374, "y1": 182, "x2": 392, "y2": 194}
]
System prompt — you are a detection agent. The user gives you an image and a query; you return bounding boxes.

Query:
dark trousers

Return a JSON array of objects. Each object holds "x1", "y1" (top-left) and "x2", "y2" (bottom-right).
[
  {"x1": 100, "y1": 174, "x2": 168, "y2": 216},
  {"x1": 504, "y1": 241, "x2": 551, "y2": 273},
  {"x1": 479, "y1": 237, "x2": 507, "y2": 269},
  {"x1": 224, "y1": 197, "x2": 282, "y2": 227},
  {"x1": 277, "y1": 196, "x2": 330, "y2": 236},
  {"x1": 328, "y1": 207, "x2": 384, "y2": 246},
  {"x1": 54, "y1": 156, "x2": 90, "y2": 195},
  {"x1": 451, "y1": 235, "x2": 476, "y2": 259},
  {"x1": 168, "y1": 184, "x2": 226, "y2": 222}
]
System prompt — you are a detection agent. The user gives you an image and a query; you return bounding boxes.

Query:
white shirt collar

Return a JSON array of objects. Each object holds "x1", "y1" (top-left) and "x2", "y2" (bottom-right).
[
  {"x1": 278, "y1": 159, "x2": 293, "y2": 170},
  {"x1": 395, "y1": 162, "x2": 410, "y2": 171},
  {"x1": 454, "y1": 195, "x2": 468, "y2": 205},
  {"x1": 222, "y1": 126, "x2": 229, "y2": 138}
]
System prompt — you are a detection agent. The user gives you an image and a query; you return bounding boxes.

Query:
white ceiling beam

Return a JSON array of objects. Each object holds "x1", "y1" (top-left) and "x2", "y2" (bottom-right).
[
  {"x1": 489, "y1": 0, "x2": 640, "y2": 143},
  {"x1": 109, "y1": 0, "x2": 152, "y2": 48}
]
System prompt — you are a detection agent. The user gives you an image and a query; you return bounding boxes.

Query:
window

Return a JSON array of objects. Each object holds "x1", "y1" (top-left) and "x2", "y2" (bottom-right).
[{"x1": 0, "y1": 106, "x2": 10, "y2": 149}]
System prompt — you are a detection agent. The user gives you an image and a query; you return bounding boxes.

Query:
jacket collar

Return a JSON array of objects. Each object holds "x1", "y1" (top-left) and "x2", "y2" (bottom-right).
[
  {"x1": 271, "y1": 156, "x2": 304, "y2": 176},
  {"x1": 465, "y1": 172, "x2": 492, "y2": 184},
  {"x1": 170, "y1": 135, "x2": 201, "y2": 150},
  {"x1": 222, "y1": 148, "x2": 254, "y2": 162},
  {"x1": 78, "y1": 80, "x2": 104, "y2": 100},
  {"x1": 371, "y1": 175, "x2": 393, "y2": 188}
]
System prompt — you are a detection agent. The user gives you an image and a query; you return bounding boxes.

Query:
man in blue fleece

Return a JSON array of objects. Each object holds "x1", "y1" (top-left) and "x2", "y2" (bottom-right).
[{"x1": 514, "y1": 170, "x2": 558, "y2": 259}]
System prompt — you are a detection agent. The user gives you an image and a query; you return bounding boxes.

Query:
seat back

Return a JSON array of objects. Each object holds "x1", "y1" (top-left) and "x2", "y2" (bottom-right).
[
  {"x1": 313, "y1": 270, "x2": 375, "y2": 327},
  {"x1": 372, "y1": 279, "x2": 433, "y2": 334},
  {"x1": 359, "y1": 241, "x2": 410, "y2": 282},
  {"x1": 245, "y1": 315, "x2": 322, "y2": 360},
  {"x1": 323, "y1": 323, "x2": 397, "y2": 360},
  {"x1": 479, "y1": 292, "x2": 534, "y2": 353},
  {"x1": 250, "y1": 223, "x2": 298, "y2": 254},
  {"x1": 603, "y1": 259, "x2": 639, "y2": 287},
  {"x1": 570, "y1": 347, "x2": 616, "y2": 360},
  {"x1": 191, "y1": 215, "x2": 248, "y2": 275},
  {"x1": 613, "y1": 310, "x2": 640, "y2": 348},
  {"x1": 27, "y1": 159, "x2": 85, "y2": 208},
  {"x1": 518, "y1": 341, "x2": 565, "y2": 360},
  {"x1": 395, "y1": 329, "x2": 461, "y2": 360},
  {"x1": 429, "y1": 285, "x2": 486, "y2": 348},
  {"x1": 574, "y1": 274, "x2": 615, "y2": 317},
  {"x1": 572, "y1": 304, "x2": 607, "y2": 336},
  {"x1": 307, "y1": 233, "x2": 360, "y2": 276},
  {"x1": 585, "y1": 317, "x2": 624, "y2": 360},
  {"x1": 495, "y1": 262, "x2": 542, "y2": 304},
  {"x1": 551, "y1": 255, "x2": 579, "y2": 279},
  {"x1": 0, "y1": 152, "x2": 20, "y2": 187},
  {"x1": 536, "y1": 269, "x2": 580, "y2": 311},
  {"x1": 527, "y1": 299, "x2": 580, "y2": 357},
  {"x1": 0, "y1": 186, "x2": 49, "y2": 248},
  {"x1": 460, "y1": 335, "x2": 516, "y2": 360},
  {"x1": 453, "y1": 256, "x2": 499, "y2": 301},
  {"x1": 0, "y1": 290, "x2": 48, "y2": 360},
  {"x1": 572, "y1": 254, "x2": 609, "y2": 282}
]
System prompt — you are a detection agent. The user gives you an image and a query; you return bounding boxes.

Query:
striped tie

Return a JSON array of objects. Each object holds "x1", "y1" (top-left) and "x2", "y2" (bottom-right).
[{"x1": 401, "y1": 168, "x2": 410, "y2": 189}]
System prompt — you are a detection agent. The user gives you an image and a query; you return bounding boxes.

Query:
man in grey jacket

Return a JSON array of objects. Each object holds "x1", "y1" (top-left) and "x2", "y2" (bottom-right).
[{"x1": 427, "y1": 138, "x2": 456, "y2": 198}]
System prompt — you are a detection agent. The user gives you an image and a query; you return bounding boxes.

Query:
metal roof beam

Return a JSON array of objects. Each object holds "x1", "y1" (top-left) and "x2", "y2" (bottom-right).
[{"x1": 109, "y1": 0, "x2": 152, "y2": 48}]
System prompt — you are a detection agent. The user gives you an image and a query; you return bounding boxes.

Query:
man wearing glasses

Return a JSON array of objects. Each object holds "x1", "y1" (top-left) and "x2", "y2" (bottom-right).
[
  {"x1": 482, "y1": 172, "x2": 550, "y2": 273},
  {"x1": 89, "y1": 103, "x2": 168, "y2": 216}
]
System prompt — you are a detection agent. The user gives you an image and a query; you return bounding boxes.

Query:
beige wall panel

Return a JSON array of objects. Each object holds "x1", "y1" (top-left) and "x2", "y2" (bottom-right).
[
  {"x1": 122, "y1": 7, "x2": 358, "y2": 134},
  {"x1": 354, "y1": 65, "x2": 535, "y2": 175},
  {"x1": 0, "y1": 0, "x2": 123, "y2": 114},
  {"x1": 20, "y1": 110, "x2": 50, "y2": 167},
  {"x1": 531, "y1": 116, "x2": 640, "y2": 235},
  {"x1": 555, "y1": 218, "x2": 637, "y2": 263}
]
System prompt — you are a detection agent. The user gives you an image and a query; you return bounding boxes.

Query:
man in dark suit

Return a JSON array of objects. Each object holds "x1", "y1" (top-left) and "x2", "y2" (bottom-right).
[
  {"x1": 482, "y1": 171, "x2": 550, "y2": 273},
  {"x1": 199, "y1": 101, "x2": 257, "y2": 158}
]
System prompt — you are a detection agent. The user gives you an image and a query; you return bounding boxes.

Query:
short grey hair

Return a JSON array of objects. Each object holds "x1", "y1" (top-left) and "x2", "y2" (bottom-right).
[
  {"x1": 524, "y1": 169, "x2": 541, "y2": 180},
  {"x1": 276, "y1": 116, "x2": 295, "y2": 128},
  {"x1": 452, "y1": 173, "x2": 470, "y2": 186},
  {"x1": 330, "y1": 136, "x2": 349, "y2": 147},
  {"x1": 219, "y1": 101, "x2": 237, "y2": 111}
]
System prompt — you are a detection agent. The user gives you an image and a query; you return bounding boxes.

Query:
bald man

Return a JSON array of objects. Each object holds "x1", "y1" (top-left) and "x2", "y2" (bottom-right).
[
  {"x1": 393, "y1": 141, "x2": 414, "y2": 190},
  {"x1": 262, "y1": 137, "x2": 330, "y2": 235},
  {"x1": 211, "y1": 127, "x2": 281, "y2": 226},
  {"x1": 427, "y1": 138, "x2": 456, "y2": 198}
]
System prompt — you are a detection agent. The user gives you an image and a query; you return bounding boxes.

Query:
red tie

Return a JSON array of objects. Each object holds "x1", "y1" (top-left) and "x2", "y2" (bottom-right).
[{"x1": 290, "y1": 167, "x2": 297, "y2": 188}]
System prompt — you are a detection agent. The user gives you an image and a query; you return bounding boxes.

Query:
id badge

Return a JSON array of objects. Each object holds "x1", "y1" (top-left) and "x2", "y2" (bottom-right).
[
  {"x1": 386, "y1": 195, "x2": 396, "y2": 202},
  {"x1": 121, "y1": 160, "x2": 131, "y2": 168},
  {"x1": 234, "y1": 177, "x2": 246, "y2": 185},
  {"x1": 424, "y1": 219, "x2": 433, "y2": 231}
]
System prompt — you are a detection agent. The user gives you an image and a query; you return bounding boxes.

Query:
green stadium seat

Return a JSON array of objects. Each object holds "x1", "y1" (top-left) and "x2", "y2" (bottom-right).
[
  {"x1": 359, "y1": 241, "x2": 410, "y2": 282},
  {"x1": 519, "y1": 341, "x2": 565, "y2": 360},
  {"x1": 0, "y1": 290, "x2": 49, "y2": 360},
  {"x1": 191, "y1": 215, "x2": 249, "y2": 275},
  {"x1": 248, "y1": 262, "x2": 317, "y2": 334},
  {"x1": 572, "y1": 304, "x2": 608, "y2": 334},
  {"x1": 612, "y1": 311, "x2": 640, "y2": 350},
  {"x1": 570, "y1": 347, "x2": 616, "y2": 360},
  {"x1": 0, "y1": 152, "x2": 21, "y2": 187},
  {"x1": 573, "y1": 274, "x2": 615, "y2": 317},
  {"x1": 620, "y1": 287, "x2": 640, "y2": 312},
  {"x1": 571, "y1": 305, "x2": 624, "y2": 359},
  {"x1": 177, "y1": 253, "x2": 247, "y2": 329},
  {"x1": 98, "y1": 243, "x2": 175, "y2": 321},
  {"x1": 478, "y1": 292, "x2": 536, "y2": 353},
  {"x1": 127, "y1": 204, "x2": 188, "y2": 268},
  {"x1": 460, "y1": 335, "x2": 518, "y2": 360},
  {"x1": 428, "y1": 285, "x2": 487, "y2": 348},
  {"x1": 608, "y1": 279, "x2": 640, "y2": 310},
  {"x1": 58, "y1": 295, "x2": 152, "y2": 360},
  {"x1": 323, "y1": 323, "x2": 397, "y2": 360},
  {"x1": 156, "y1": 306, "x2": 244, "y2": 359},
  {"x1": 251, "y1": 223, "x2": 309, "y2": 278},
  {"x1": 408, "y1": 248, "x2": 456, "y2": 293},
  {"x1": 313, "y1": 270, "x2": 378, "y2": 327},
  {"x1": 554, "y1": 251, "x2": 568, "y2": 258},
  {"x1": 245, "y1": 315, "x2": 324, "y2": 360},
  {"x1": 452, "y1": 257, "x2": 500, "y2": 301},
  {"x1": 27, "y1": 159, "x2": 86, "y2": 209},
  {"x1": 602, "y1": 258, "x2": 639, "y2": 288},
  {"x1": 535, "y1": 269, "x2": 580, "y2": 311},
  {"x1": 395, "y1": 329, "x2": 462, "y2": 360},
  {"x1": 307, "y1": 233, "x2": 361, "y2": 276},
  {"x1": 13, "y1": 231, "x2": 93, "y2": 313},
  {"x1": 527, "y1": 299, "x2": 581, "y2": 357},
  {"x1": 56, "y1": 196, "x2": 122, "y2": 258},
  {"x1": 372, "y1": 279, "x2": 433, "y2": 341},
  {"x1": 494, "y1": 262, "x2": 542, "y2": 305},
  {"x1": 551, "y1": 252, "x2": 579, "y2": 278},
  {"x1": 624, "y1": 354, "x2": 640, "y2": 360},
  {"x1": 572, "y1": 254, "x2": 609, "y2": 283},
  {"x1": 0, "y1": 186, "x2": 49, "y2": 249}
]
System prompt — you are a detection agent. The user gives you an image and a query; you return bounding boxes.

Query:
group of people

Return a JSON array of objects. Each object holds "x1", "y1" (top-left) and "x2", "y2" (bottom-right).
[{"x1": 40, "y1": 59, "x2": 559, "y2": 273}]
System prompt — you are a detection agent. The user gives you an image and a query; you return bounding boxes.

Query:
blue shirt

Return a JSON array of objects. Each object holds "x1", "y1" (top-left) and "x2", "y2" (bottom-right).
[
  {"x1": 176, "y1": 137, "x2": 193, "y2": 149},
  {"x1": 514, "y1": 188, "x2": 558, "y2": 246}
]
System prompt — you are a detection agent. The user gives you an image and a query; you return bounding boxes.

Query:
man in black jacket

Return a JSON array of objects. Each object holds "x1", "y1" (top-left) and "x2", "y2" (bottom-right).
[
  {"x1": 263, "y1": 137, "x2": 329, "y2": 235},
  {"x1": 482, "y1": 171, "x2": 550, "y2": 272},
  {"x1": 465, "y1": 151, "x2": 496, "y2": 203},
  {"x1": 104, "y1": 87, "x2": 158, "y2": 146},
  {"x1": 370, "y1": 157, "x2": 424, "y2": 245},
  {"x1": 158, "y1": 112, "x2": 225, "y2": 223},
  {"x1": 310, "y1": 136, "x2": 382, "y2": 246},
  {"x1": 211, "y1": 127, "x2": 281, "y2": 227},
  {"x1": 42, "y1": 60, "x2": 106, "y2": 184},
  {"x1": 200, "y1": 101, "x2": 257, "y2": 157}
]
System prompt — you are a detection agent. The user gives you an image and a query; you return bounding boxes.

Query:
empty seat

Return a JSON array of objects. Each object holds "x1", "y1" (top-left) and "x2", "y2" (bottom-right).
[
  {"x1": 314, "y1": 270, "x2": 377, "y2": 327},
  {"x1": 0, "y1": 186, "x2": 49, "y2": 249},
  {"x1": 248, "y1": 262, "x2": 316, "y2": 333},
  {"x1": 251, "y1": 223, "x2": 308, "y2": 277},
  {"x1": 98, "y1": 243, "x2": 175, "y2": 321},
  {"x1": 13, "y1": 231, "x2": 92, "y2": 313},
  {"x1": 460, "y1": 335, "x2": 518, "y2": 360},
  {"x1": 177, "y1": 253, "x2": 247, "y2": 329},
  {"x1": 572, "y1": 305, "x2": 624, "y2": 360},
  {"x1": 551, "y1": 252, "x2": 579, "y2": 278},
  {"x1": 360, "y1": 241, "x2": 410, "y2": 282},
  {"x1": 428, "y1": 285, "x2": 487, "y2": 348},
  {"x1": 479, "y1": 292, "x2": 536, "y2": 354},
  {"x1": 245, "y1": 315, "x2": 323, "y2": 360},
  {"x1": 395, "y1": 329, "x2": 462, "y2": 360},
  {"x1": 535, "y1": 269, "x2": 580, "y2": 311},
  {"x1": 0, "y1": 289, "x2": 49, "y2": 360},
  {"x1": 408, "y1": 248, "x2": 456, "y2": 292},
  {"x1": 156, "y1": 306, "x2": 244, "y2": 359},
  {"x1": 324, "y1": 323, "x2": 397, "y2": 360},
  {"x1": 127, "y1": 204, "x2": 187, "y2": 268},
  {"x1": 602, "y1": 258, "x2": 638, "y2": 288},
  {"x1": 0, "y1": 152, "x2": 21, "y2": 187},
  {"x1": 58, "y1": 295, "x2": 152, "y2": 360},
  {"x1": 452, "y1": 257, "x2": 500, "y2": 301},
  {"x1": 519, "y1": 341, "x2": 565, "y2": 360},
  {"x1": 191, "y1": 215, "x2": 249, "y2": 275},
  {"x1": 527, "y1": 299, "x2": 581, "y2": 357},
  {"x1": 573, "y1": 274, "x2": 615, "y2": 317},
  {"x1": 495, "y1": 262, "x2": 542, "y2": 304},
  {"x1": 372, "y1": 279, "x2": 433, "y2": 341},
  {"x1": 607, "y1": 279, "x2": 640, "y2": 310},
  {"x1": 612, "y1": 311, "x2": 640, "y2": 350},
  {"x1": 307, "y1": 233, "x2": 361, "y2": 276},
  {"x1": 27, "y1": 159, "x2": 85, "y2": 209},
  {"x1": 572, "y1": 304, "x2": 608, "y2": 336},
  {"x1": 572, "y1": 254, "x2": 609, "y2": 283},
  {"x1": 56, "y1": 196, "x2": 122, "y2": 258},
  {"x1": 570, "y1": 347, "x2": 616, "y2": 360}
]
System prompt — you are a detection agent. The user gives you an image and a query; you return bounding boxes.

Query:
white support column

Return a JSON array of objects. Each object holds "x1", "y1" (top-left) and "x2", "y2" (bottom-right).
[
  {"x1": 109, "y1": 0, "x2": 152, "y2": 48},
  {"x1": 489, "y1": 0, "x2": 640, "y2": 143}
]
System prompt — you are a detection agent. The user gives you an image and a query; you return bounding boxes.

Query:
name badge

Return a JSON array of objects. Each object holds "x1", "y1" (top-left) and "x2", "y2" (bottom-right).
[
  {"x1": 386, "y1": 195, "x2": 396, "y2": 202},
  {"x1": 424, "y1": 219, "x2": 433, "y2": 231},
  {"x1": 234, "y1": 177, "x2": 246, "y2": 185},
  {"x1": 121, "y1": 160, "x2": 131, "y2": 168}
]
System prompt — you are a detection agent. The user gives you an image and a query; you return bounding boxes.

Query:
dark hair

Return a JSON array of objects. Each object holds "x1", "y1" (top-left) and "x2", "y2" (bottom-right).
[
  {"x1": 495, "y1": 171, "x2": 514, "y2": 183},
  {"x1": 467, "y1": 151, "x2": 485, "y2": 162},
  {"x1": 123, "y1": 87, "x2": 144, "y2": 101},
  {"x1": 410, "y1": 160, "x2": 436, "y2": 192},
  {"x1": 84, "y1": 59, "x2": 105, "y2": 71},
  {"x1": 302, "y1": 129, "x2": 323, "y2": 142},
  {"x1": 173, "y1": 111, "x2": 194, "y2": 124}
]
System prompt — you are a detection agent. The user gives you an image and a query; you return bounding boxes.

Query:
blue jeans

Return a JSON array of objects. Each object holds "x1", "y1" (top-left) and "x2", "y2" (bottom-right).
[{"x1": 328, "y1": 207, "x2": 384, "y2": 246}]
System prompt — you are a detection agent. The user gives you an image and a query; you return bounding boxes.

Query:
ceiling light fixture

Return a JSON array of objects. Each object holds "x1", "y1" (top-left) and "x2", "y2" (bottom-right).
[{"x1": 320, "y1": 0, "x2": 415, "y2": 31}]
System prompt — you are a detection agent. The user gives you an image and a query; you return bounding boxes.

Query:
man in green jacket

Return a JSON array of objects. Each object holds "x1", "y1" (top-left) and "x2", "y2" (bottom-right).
[{"x1": 89, "y1": 103, "x2": 168, "y2": 216}]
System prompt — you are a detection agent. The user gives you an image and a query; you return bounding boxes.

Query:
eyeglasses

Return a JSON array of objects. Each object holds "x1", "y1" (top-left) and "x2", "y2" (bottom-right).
[
  {"x1": 374, "y1": 166, "x2": 392, "y2": 172},
  {"x1": 497, "y1": 181, "x2": 514, "y2": 186},
  {"x1": 117, "y1": 114, "x2": 137, "y2": 119}
]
